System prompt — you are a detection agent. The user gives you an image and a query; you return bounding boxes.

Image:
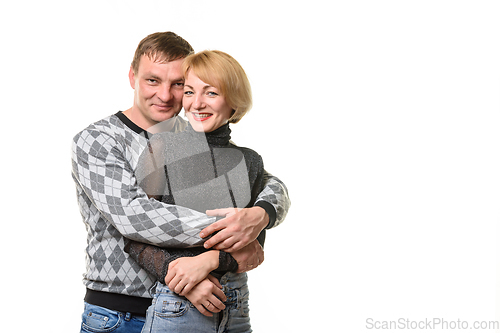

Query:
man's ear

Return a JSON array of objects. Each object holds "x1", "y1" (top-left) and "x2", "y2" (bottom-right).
[{"x1": 128, "y1": 66, "x2": 136, "y2": 89}]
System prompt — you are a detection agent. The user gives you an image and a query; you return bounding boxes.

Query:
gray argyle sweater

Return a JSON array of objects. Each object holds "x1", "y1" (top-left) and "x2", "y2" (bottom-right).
[{"x1": 71, "y1": 112, "x2": 290, "y2": 315}]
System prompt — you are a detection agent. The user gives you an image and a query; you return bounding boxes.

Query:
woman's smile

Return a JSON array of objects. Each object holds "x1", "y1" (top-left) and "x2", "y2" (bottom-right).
[{"x1": 191, "y1": 112, "x2": 213, "y2": 121}]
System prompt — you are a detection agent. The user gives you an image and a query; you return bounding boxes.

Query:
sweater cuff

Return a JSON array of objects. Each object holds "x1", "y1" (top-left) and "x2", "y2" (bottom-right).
[
  {"x1": 213, "y1": 251, "x2": 238, "y2": 274},
  {"x1": 255, "y1": 201, "x2": 276, "y2": 230}
]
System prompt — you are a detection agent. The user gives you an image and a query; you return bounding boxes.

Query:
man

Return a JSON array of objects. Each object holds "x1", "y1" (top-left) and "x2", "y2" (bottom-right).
[{"x1": 72, "y1": 31, "x2": 290, "y2": 333}]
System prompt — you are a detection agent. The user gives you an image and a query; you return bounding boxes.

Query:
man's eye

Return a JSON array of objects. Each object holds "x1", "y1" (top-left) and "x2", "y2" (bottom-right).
[
  {"x1": 147, "y1": 79, "x2": 158, "y2": 84},
  {"x1": 174, "y1": 82, "x2": 184, "y2": 87}
]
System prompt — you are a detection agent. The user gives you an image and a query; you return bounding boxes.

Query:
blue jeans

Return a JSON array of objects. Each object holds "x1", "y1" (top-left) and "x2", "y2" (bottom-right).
[
  {"x1": 80, "y1": 302, "x2": 146, "y2": 333},
  {"x1": 141, "y1": 272, "x2": 251, "y2": 333}
]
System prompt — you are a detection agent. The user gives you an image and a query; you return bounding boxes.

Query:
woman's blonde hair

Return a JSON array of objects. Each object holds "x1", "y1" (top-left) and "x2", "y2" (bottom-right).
[{"x1": 182, "y1": 50, "x2": 252, "y2": 124}]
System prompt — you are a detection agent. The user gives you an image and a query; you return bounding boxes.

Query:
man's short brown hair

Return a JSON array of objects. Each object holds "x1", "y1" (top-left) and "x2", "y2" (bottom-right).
[{"x1": 131, "y1": 32, "x2": 194, "y2": 74}]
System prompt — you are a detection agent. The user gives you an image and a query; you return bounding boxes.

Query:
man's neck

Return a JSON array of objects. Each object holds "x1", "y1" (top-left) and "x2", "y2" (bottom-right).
[{"x1": 122, "y1": 107, "x2": 143, "y2": 127}]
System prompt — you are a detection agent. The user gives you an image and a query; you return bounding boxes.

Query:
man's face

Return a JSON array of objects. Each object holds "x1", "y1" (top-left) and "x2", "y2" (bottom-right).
[{"x1": 128, "y1": 55, "x2": 185, "y2": 129}]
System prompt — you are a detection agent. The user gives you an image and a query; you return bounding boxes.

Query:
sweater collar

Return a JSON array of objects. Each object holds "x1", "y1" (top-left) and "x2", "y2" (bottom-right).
[{"x1": 186, "y1": 122, "x2": 231, "y2": 147}]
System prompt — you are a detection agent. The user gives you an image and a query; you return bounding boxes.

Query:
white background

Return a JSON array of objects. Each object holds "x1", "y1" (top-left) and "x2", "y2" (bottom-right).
[{"x1": 1, "y1": 1, "x2": 500, "y2": 332}]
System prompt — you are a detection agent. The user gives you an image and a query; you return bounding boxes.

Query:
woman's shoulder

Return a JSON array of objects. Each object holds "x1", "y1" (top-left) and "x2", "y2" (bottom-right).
[{"x1": 228, "y1": 143, "x2": 263, "y2": 165}]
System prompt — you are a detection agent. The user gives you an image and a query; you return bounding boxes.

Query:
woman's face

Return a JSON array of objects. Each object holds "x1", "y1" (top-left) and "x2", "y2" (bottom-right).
[{"x1": 183, "y1": 71, "x2": 233, "y2": 132}]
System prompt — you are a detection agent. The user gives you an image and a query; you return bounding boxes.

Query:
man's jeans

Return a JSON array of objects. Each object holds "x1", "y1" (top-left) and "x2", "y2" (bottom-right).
[
  {"x1": 80, "y1": 302, "x2": 146, "y2": 333},
  {"x1": 142, "y1": 272, "x2": 252, "y2": 333}
]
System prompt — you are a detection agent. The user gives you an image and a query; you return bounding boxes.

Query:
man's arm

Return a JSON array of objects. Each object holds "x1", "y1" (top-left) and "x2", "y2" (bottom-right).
[
  {"x1": 72, "y1": 128, "x2": 216, "y2": 247},
  {"x1": 255, "y1": 170, "x2": 291, "y2": 229},
  {"x1": 200, "y1": 171, "x2": 291, "y2": 252}
]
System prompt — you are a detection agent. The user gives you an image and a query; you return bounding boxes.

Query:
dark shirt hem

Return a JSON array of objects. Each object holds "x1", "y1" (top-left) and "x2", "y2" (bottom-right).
[{"x1": 84, "y1": 289, "x2": 151, "y2": 317}]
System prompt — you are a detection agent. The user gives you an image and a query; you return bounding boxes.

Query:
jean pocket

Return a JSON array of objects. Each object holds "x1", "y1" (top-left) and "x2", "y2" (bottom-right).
[
  {"x1": 81, "y1": 304, "x2": 122, "y2": 333},
  {"x1": 153, "y1": 295, "x2": 190, "y2": 318}
]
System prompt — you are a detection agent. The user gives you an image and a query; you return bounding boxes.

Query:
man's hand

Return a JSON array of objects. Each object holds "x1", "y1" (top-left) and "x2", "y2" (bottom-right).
[
  {"x1": 200, "y1": 207, "x2": 269, "y2": 252},
  {"x1": 231, "y1": 239, "x2": 265, "y2": 273},
  {"x1": 165, "y1": 251, "x2": 220, "y2": 296},
  {"x1": 184, "y1": 275, "x2": 227, "y2": 317}
]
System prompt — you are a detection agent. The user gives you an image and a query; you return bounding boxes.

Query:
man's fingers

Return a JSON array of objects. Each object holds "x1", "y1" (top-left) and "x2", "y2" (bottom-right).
[
  {"x1": 205, "y1": 208, "x2": 234, "y2": 217},
  {"x1": 203, "y1": 228, "x2": 229, "y2": 249},
  {"x1": 212, "y1": 236, "x2": 239, "y2": 251},
  {"x1": 201, "y1": 207, "x2": 241, "y2": 238},
  {"x1": 200, "y1": 220, "x2": 227, "y2": 239},
  {"x1": 213, "y1": 239, "x2": 242, "y2": 252}
]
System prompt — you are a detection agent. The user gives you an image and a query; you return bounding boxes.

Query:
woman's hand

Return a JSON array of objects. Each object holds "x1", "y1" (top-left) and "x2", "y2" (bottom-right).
[
  {"x1": 184, "y1": 274, "x2": 227, "y2": 317},
  {"x1": 165, "y1": 250, "x2": 220, "y2": 296}
]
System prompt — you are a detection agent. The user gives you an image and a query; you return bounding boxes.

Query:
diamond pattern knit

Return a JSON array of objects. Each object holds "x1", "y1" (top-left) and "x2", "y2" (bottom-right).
[{"x1": 71, "y1": 112, "x2": 290, "y2": 298}]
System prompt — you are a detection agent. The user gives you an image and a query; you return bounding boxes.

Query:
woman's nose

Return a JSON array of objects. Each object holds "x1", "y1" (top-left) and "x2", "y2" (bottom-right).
[{"x1": 192, "y1": 94, "x2": 205, "y2": 109}]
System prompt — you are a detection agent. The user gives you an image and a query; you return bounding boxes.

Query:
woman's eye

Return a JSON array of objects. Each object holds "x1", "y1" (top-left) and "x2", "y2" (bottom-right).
[
  {"x1": 184, "y1": 91, "x2": 193, "y2": 95},
  {"x1": 207, "y1": 91, "x2": 218, "y2": 96}
]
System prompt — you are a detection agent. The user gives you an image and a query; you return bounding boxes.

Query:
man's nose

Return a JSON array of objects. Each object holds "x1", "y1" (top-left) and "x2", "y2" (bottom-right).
[{"x1": 157, "y1": 85, "x2": 172, "y2": 102}]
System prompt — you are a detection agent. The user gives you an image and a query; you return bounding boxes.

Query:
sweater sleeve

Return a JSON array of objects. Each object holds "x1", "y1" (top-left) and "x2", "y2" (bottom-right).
[
  {"x1": 124, "y1": 240, "x2": 238, "y2": 282},
  {"x1": 255, "y1": 170, "x2": 291, "y2": 230},
  {"x1": 72, "y1": 127, "x2": 216, "y2": 248}
]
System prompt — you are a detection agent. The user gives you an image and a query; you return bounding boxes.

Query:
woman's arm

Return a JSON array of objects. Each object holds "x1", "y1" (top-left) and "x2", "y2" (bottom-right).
[
  {"x1": 165, "y1": 252, "x2": 220, "y2": 295},
  {"x1": 124, "y1": 240, "x2": 237, "y2": 294}
]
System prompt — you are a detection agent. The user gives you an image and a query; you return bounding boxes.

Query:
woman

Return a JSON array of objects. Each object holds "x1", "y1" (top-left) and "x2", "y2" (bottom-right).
[{"x1": 125, "y1": 50, "x2": 266, "y2": 333}]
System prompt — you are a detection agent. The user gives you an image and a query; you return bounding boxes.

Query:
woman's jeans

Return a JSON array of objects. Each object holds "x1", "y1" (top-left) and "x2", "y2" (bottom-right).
[
  {"x1": 80, "y1": 302, "x2": 146, "y2": 333},
  {"x1": 141, "y1": 272, "x2": 251, "y2": 333}
]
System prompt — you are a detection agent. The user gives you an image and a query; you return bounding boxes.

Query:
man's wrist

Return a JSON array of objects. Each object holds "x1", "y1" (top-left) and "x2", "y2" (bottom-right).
[
  {"x1": 253, "y1": 206, "x2": 269, "y2": 231},
  {"x1": 254, "y1": 201, "x2": 275, "y2": 229}
]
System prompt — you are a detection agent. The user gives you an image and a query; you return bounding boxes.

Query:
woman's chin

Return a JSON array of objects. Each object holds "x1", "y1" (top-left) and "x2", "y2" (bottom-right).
[{"x1": 189, "y1": 120, "x2": 208, "y2": 132}]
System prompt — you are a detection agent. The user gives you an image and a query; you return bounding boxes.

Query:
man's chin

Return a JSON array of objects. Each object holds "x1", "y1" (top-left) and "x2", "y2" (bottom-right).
[{"x1": 151, "y1": 109, "x2": 179, "y2": 122}]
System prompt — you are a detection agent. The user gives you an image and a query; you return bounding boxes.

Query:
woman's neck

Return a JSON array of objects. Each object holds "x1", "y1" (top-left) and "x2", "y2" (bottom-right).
[{"x1": 186, "y1": 122, "x2": 231, "y2": 147}]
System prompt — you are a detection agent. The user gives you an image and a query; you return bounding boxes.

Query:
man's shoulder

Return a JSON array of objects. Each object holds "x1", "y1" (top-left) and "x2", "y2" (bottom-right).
[
  {"x1": 76, "y1": 113, "x2": 121, "y2": 133},
  {"x1": 73, "y1": 112, "x2": 136, "y2": 143}
]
